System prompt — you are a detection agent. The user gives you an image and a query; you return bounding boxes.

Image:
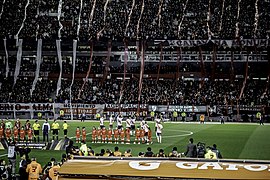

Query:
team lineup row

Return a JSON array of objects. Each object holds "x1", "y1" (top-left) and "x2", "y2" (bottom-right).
[{"x1": 0, "y1": 116, "x2": 164, "y2": 144}]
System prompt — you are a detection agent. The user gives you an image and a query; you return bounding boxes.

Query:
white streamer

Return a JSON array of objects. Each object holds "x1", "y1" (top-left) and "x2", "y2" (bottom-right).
[
  {"x1": 219, "y1": 0, "x2": 226, "y2": 32},
  {"x1": 177, "y1": 0, "x2": 189, "y2": 38},
  {"x1": 0, "y1": 0, "x2": 6, "y2": 20},
  {"x1": 69, "y1": 40, "x2": 77, "y2": 121},
  {"x1": 56, "y1": 40, "x2": 63, "y2": 97},
  {"x1": 15, "y1": 0, "x2": 30, "y2": 39},
  {"x1": 125, "y1": 0, "x2": 135, "y2": 36},
  {"x1": 57, "y1": 0, "x2": 63, "y2": 39},
  {"x1": 136, "y1": 0, "x2": 145, "y2": 39},
  {"x1": 13, "y1": 39, "x2": 23, "y2": 87},
  {"x1": 76, "y1": 0, "x2": 83, "y2": 38},
  {"x1": 235, "y1": 0, "x2": 241, "y2": 38},
  {"x1": 88, "y1": 0, "x2": 97, "y2": 33},
  {"x1": 157, "y1": 0, "x2": 163, "y2": 28},
  {"x1": 30, "y1": 39, "x2": 42, "y2": 96},
  {"x1": 206, "y1": 0, "x2": 212, "y2": 39},
  {"x1": 3, "y1": 38, "x2": 9, "y2": 78},
  {"x1": 97, "y1": 0, "x2": 110, "y2": 40},
  {"x1": 254, "y1": 0, "x2": 259, "y2": 36}
]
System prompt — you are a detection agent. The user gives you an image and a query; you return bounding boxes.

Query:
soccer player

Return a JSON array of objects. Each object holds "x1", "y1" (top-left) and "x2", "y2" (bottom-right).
[
  {"x1": 148, "y1": 127, "x2": 152, "y2": 144},
  {"x1": 75, "y1": 127, "x2": 81, "y2": 143},
  {"x1": 25, "y1": 120, "x2": 31, "y2": 134},
  {"x1": 28, "y1": 127, "x2": 33, "y2": 142},
  {"x1": 100, "y1": 115, "x2": 105, "y2": 129},
  {"x1": 33, "y1": 120, "x2": 41, "y2": 142},
  {"x1": 26, "y1": 157, "x2": 42, "y2": 180},
  {"x1": 140, "y1": 126, "x2": 145, "y2": 144},
  {"x1": 42, "y1": 120, "x2": 50, "y2": 142},
  {"x1": 109, "y1": 115, "x2": 114, "y2": 130},
  {"x1": 143, "y1": 122, "x2": 150, "y2": 145},
  {"x1": 107, "y1": 127, "x2": 113, "y2": 143},
  {"x1": 14, "y1": 118, "x2": 21, "y2": 129},
  {"x1": 91, "y1": 126, "x2": 97, "y2": 143},
  {"x1": 101, "y1": 127, "x2": 107, "y2": 143},
  {"x1": 0, "y1": 125, "x2": 4, "y2": 139},
  {"x1": 134, "y1": 126, "x2": 141, "y2": 144},
  {"x1": 62, "y1": 121, "x2": 69, "y2": 138},
  {"x1": 117, "y1": 114, "x2": 123, "y2": 130},
  {"x1": 130, "y1": 115, "x2": 136, "y2": 136},
  {"x1": 125, "y1": 127, "x2": 131, "y2": 144},
  {"x1": 82, "y1": 127, "x2": 86, "y2": 142},
  {"x1": 156, "y1": 121, "x2": 163, "y2": 143},
  {"x1": 13, "y1": 126, "x2": 19, "y2": 142},
  {"x1": 113, "y1": 127, "x2": 119, "y2": 144},
  {"x1": 20, "y1": 126, "x2": 26, "y2": 142},
  {"x1": 120, "y1": 128, "x2": 125, "y2": 144},
  {"x1": 5, "y1": 127, "x2": 12, "y2": 142},
  {"x1": 97, "y1": 127, "x2": 101, "y2": 143},
  {"x1": 51, "y1": 120, "x2": 60, "y2": 141}
]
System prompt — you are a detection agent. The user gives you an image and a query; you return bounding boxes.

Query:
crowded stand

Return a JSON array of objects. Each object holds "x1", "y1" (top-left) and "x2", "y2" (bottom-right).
[{"x1": 0, "y1": 0, "x2": 269, "y2": 40}]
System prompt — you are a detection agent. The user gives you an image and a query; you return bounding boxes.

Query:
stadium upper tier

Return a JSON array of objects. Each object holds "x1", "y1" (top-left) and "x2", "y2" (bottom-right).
[{"x1": 0, "y1": 0, "x2": 269, "y2": 41}]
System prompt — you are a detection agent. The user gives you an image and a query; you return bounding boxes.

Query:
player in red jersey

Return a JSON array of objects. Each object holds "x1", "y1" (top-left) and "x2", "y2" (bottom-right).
[
  {"x1": 28, "y1": 127, "x2": 33, "y2": 142},
  {"x1": 13, "y1": 126, "x2": 19, "y2": 142},
  {"x1": 140, "y1": 128, "x2": 145, "y2": 144},
  {"x1": 120, "y1": 128, "x2": 125, "y2": 144},
  {"x1": 125, "y1": 127, "x2": 130, "y2": 144},
  {"x1": 82, "y1": 127, "x2": 86, "y2": 142},
  {"x1": 148, "y1": 127, "x2": 152, "y2": 144},
  {"x1": 113, "y1": 127, "x2": 119, "y2": 144},
  {"x1": 101, "y1": 127, "x2": 107, "y2": 143},
  {"x1": 20, "y1": 126, "x2": 26, "y2": 142},
  {"x1": 134, "y1": 126, "x2": 141, "y2": 144},
  {"x1": 97, "y1": 127, "x2": 101, "y2": 143},
  {"x1": 92, "y1": 126, "x2": 97, "y2": 143},
  {"x1": 0, "y1": 126, "x2": 4, "y2": 139},
  {"x1": 107, "y1": 127, "x2": 113, "y2": 143},
  {"x1": 5, "y1": 127, "x2": 12, "y2": 142},
  {"x1": 75, "y1": 127, "x2": 81, "y2": 143}
]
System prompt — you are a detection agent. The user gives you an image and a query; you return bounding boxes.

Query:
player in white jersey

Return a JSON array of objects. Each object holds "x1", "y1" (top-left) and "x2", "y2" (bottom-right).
[
  {"x1": 117, "y1": 114, "x2": 123, "y2": 130},
  {"x1": 143, "y1": 122, "x2": 150, "y2": 145},
  {"x1": 126, "y1": 117, "x2": 131, "y2": 130},
  {"x1": 156, "y1": 121, "x2": 163, "y2": 143},
  {"x1": 109, "y1": 115, "x2": 114, "y2": 129},
  {"x1": 100, "y1": 115, "x2": 105, "y2": 129},
  {"x1": 130, "y1": 116, "x2": 136, "y2": 135}
]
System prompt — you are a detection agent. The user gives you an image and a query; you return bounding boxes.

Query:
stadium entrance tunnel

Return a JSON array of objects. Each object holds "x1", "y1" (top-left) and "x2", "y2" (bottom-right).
[{"x1": 58, "y1": 156, "x2": 270, "y2": 180}]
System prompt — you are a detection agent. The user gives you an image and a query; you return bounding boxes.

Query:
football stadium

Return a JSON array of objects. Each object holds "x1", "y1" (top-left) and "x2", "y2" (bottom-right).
[{"x1": 0, "y1": 0, "x2": 270, "y2": 179}]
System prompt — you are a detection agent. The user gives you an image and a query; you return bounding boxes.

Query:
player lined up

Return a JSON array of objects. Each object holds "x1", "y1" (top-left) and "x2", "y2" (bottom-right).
[{"x1": 0, "y1": 119, "x2": 66, "y2": 143}]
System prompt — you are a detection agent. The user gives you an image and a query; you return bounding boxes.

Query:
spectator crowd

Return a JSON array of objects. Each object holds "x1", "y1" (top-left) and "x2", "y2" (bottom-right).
[{"x1": 0, "y1": 0, "x2": 269, "y2": 41}]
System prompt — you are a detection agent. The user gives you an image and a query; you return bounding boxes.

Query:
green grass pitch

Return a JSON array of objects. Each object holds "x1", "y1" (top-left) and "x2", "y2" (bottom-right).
[{"x1": 0, "y1": 120, "x2": 270, "y2": 168}]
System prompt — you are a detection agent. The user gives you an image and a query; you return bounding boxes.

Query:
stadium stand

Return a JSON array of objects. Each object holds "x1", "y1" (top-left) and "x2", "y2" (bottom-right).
[{"x1": 0, "y1": 0, "x2": 270, "y2": 179}]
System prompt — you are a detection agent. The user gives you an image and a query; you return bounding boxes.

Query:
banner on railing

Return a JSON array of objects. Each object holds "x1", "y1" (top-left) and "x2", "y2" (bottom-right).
[
  {"x1": 149, "y1": 105, "x2": 207, "y2": 112},
  {"x1": 155, "y1": 39, "x2": 270, "y2": 47},
  {"x1": 0, "y1": 103, "x2": 267, "y2": 116},
  {"x1": 105, "y1": 104, "x2": 148, "y2": 112}
]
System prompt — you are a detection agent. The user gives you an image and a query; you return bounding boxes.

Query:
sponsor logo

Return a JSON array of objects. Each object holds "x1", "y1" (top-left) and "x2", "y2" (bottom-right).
[
  {"x1": 129, "y1": 161, "x2": 161, "y2": 170},
  {"x1": 129, "y1": 161, "x2": 270, "y2": 172}
]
